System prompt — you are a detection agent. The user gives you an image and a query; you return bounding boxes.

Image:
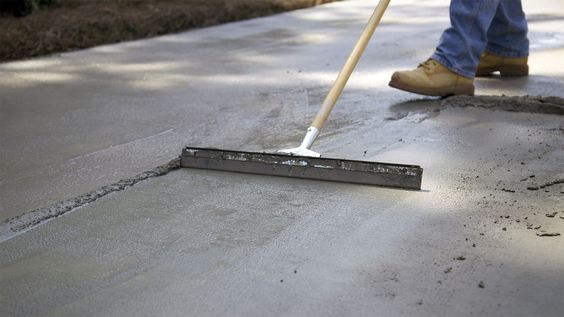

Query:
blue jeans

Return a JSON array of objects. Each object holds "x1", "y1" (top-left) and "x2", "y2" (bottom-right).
[{"x1": 431, "y1": 0, "x2": 529, "y2": 78}]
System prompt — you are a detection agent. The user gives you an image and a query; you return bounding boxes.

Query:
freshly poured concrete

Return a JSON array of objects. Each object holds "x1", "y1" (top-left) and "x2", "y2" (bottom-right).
[
  {"x1": 1, "y1": 0, "x2": 564, "y2": 316},
  {"x1": 1, "y1": 96, "x2": 563, "y2": 316},
  {"x1": 1, "y1": 0, "x2": 563, "y2": 222}
]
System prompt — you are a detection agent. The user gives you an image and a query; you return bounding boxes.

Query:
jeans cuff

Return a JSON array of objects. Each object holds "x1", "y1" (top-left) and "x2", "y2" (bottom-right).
[
  {"x1": 430, "y1": 53, "x2": 475, "y2": 78},
  {"x1": 485, "y1": 45, "x2": 529, "y2": 58}
]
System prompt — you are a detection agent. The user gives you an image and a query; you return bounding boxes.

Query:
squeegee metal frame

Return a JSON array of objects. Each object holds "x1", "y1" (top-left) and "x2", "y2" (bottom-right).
[{"x1": 181, "y1": 147, "x2": 423, "y2": 190}]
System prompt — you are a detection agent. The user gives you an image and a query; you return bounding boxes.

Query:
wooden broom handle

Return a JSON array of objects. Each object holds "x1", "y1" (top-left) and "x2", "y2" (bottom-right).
[{"x1": 311, "y1": 0, "x2": 391, "y2": 129}]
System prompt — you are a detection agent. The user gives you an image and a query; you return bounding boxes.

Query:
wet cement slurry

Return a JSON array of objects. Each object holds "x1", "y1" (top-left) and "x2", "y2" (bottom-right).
[{"x1": 1, "y1": 0, "x2": 564, "y2": 316}]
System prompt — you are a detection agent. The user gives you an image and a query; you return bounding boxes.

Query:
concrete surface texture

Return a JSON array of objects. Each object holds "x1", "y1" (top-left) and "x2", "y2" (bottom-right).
[{"x1": 1, "y1": 0, "x2": 563, "y2": 316}]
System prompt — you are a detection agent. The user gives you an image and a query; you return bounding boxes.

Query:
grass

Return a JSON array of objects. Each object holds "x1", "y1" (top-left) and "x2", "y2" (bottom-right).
[{"x1": 0, "y1": 0, "x2": 339, "y2": 62}]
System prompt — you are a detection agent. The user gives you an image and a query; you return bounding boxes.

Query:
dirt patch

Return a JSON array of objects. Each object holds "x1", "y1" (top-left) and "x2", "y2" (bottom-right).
[{"x1": 0, "y1": 0, "x2": 338, "y2": 62}]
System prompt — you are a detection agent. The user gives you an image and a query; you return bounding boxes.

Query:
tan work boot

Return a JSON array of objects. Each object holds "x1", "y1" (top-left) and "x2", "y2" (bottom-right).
[
  {"x1": 389, "y1": 59, "x2": 474, "y2": 97},
  {"x1": 476, "y1": 51, "x2": 529, "y2": 77}
]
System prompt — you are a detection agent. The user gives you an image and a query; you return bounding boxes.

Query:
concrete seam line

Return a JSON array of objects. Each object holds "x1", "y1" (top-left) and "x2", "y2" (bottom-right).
[{"x1": 0, "y1": 157, "x2": 181, "y2": 244}]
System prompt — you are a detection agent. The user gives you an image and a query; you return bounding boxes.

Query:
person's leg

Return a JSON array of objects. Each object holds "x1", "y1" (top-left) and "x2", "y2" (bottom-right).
[
  {"x1": 388, "y1": 0, "x2": 499, "y2": 97},
  {"x1": 476, "y1": 0, "x2": 529, "y2": 76},
  {"x1": 485, "y1": 0, "x2": 529, "y2": 57},
  {"x1": 431, "y1": 0, "x2": 501, "y2": 78}
]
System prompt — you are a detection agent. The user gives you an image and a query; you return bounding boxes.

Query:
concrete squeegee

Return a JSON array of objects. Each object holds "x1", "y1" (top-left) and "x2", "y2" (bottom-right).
[{"x1": 181, "y1": 147, "x2": 423, "y2": 190}]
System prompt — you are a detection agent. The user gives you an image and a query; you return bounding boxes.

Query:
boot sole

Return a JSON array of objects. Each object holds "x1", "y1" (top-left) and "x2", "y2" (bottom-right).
[
  {"x1": 476, "y1": 64, "x2": 529, "y2": 77},
  {"x1": 388, "y1": 79, "x2": 474, "y2": 97}
]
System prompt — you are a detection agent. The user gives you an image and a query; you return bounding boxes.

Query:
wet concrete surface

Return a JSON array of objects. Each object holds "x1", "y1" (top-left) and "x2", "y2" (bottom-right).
[
  {"x1": 1, "y1": 96, "x2": 563, "y2": 316},
  {"x1": 1, "y1": 0, "x2": 563, "y2": 222},
  {"x1": 1, "y1": 0, "x2": 564, "y2": 316}
]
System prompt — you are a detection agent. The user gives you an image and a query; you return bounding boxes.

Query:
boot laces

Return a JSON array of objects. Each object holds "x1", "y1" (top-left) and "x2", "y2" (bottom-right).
[{"x1": 419, "y1": 59, "x2": 439, "y2": 71}]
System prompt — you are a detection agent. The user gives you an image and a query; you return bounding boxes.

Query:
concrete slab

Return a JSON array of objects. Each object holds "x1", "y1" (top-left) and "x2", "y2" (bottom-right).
[
  {"x1": 1, "y1": 94, "x2": 563, "y2": 316},
  {"x1": 1, "y1": 0, "x2": 564, "y2": 222},
  {"x1": 1, "y1": 0, "x2": 563, "y2": 316}
]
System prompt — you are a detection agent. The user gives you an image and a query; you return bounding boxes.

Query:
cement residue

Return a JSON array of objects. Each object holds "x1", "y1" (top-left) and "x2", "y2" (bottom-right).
[
  {"x1": 388, "y1": 95, "x2": 564, "y2": 121},
  {"x1": 0, "y1": 157, "x2": 181, "y2": 243},
  {"x1": 537, "y1": 232, "x2": 561, "y2": 237},
  {"x1": 526, "y1": 178, "x2": 564, "y2": 191},
  {"x1": 441, "y1": 95, "x2": 564, "y2": 115}
]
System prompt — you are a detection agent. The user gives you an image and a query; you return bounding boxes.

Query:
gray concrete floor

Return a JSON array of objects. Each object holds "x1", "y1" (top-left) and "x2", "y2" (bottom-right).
[{"x1": 1, "y1": 0, "x2": 563, "y2": 316}]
